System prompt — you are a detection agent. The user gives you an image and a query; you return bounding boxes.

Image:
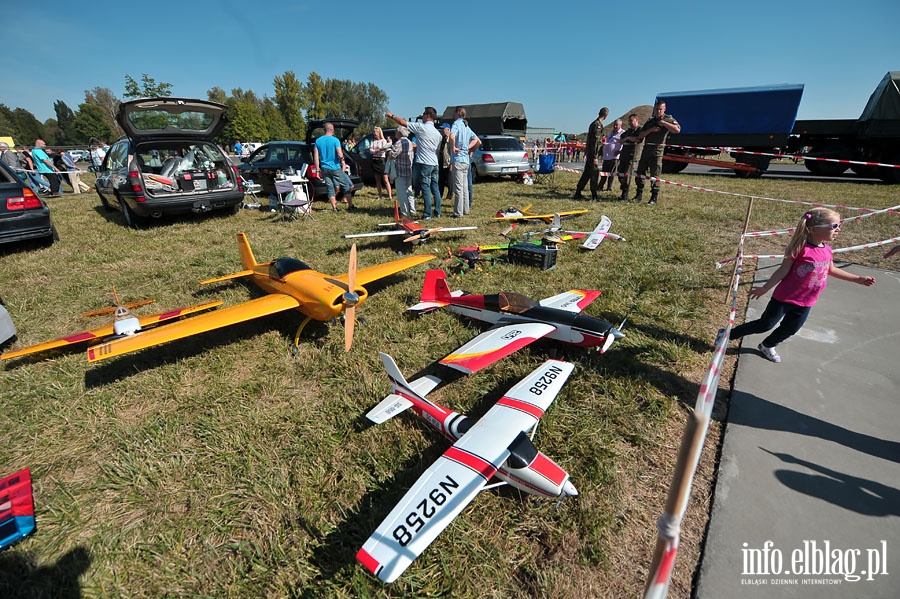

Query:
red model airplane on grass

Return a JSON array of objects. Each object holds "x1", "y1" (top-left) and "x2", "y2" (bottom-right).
[{"x1": 408, "y1": 269, "x2": 625, "y2": 375}]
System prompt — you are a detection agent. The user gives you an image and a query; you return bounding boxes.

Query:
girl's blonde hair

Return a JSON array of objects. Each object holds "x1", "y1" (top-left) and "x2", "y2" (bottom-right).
[{"x1": 785, "y1": 207, "x2": 841, "y2": 258}]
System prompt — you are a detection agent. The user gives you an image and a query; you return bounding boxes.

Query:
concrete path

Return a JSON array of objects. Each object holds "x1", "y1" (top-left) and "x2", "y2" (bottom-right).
[{"x1": 695, "y1": 259, "x2": 900, "y2": 598}]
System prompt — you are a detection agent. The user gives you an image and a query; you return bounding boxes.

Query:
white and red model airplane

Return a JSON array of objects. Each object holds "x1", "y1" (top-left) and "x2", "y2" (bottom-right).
[
  {"x1": 407, "y1": 269, "x2": 625, "y2": 375},
  {"x1": 356, "y1": 352, "x2": 577, "y2": 583},
  {"x1": 342, "y1": 199, "x2": 477, "y2": 246}
]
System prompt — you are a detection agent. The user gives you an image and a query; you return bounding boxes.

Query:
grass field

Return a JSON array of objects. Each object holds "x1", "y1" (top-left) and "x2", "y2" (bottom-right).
[{"x1": 1, "y1": 169, "x2": 896, "y2": 598}]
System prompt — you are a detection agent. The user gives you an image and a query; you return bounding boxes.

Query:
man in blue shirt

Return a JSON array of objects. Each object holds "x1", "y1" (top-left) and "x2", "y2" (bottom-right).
[
  {"x1": 30, "y1": 139, "x2": 62, "y2": 196},
  {"x1": 314, "y1": 122, "x2": 354, "y2": 212},
  {"x1": 449, "y1": 107, "x2": 481, "y2": 218}
]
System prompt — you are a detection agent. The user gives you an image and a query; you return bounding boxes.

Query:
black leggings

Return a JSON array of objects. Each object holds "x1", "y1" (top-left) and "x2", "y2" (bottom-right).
[{"x1": 730, "y1": 298, "x2": 812, "y2": 348}]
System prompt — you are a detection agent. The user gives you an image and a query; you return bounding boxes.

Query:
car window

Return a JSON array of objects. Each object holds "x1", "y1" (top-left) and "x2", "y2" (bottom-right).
[
  {"x1": 482, "y1": 138, "x2": 523, "y2": 152},
  {"x1": 106, "y1": 141, "x2": 129, "y2": 170},
  {"x1": 286, "y1": 146, "x2": 304, "y2": 161},
  {"x1": 268, "y1": 146, "x2": 287, "y2": 163},
  {"x1": 248, "y1": 148, "x2": 268, "y2": 164}
]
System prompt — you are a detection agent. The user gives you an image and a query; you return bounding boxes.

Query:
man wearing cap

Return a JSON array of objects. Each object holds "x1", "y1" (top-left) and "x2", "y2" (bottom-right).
[
  {"x1": 573, "y1": 107, "x2": 608, "y2": 200},
  {"x1": 386, "y1": 106, "x2": 442, "y2": 218},
  {"x1": 438, "y1": 122, "x2": 452, "y2": 200}
]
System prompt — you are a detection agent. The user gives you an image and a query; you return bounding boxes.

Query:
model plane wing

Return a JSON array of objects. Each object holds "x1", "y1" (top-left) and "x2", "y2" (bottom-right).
[
  {"x1": 86, "y1": 294, "x2": 301, "y2": 362},
  {"x1": 493, "y1": 208, "x2": 588, "y2": 223},
  {"x1": 1, "y1": 301, "x2": 223, "y2": 361},
  {"x1": 580, "y1": 215, "x2": 612, "y2": 250},
  {"x1": 357, "y1": 359, "x2": 574, "y2": 583},
  {"x1": 329, "y1": 254, "x2": 434, "y2": 288},
  {"x1": 342, "y1": 230, "x2": 411, "y2": 239},
  {"x1": 538, "y1": 290, "x2": 601, "y2": 313},
  {"x1": 439, "y1": 321, "x2": 557, "y2": 374}
]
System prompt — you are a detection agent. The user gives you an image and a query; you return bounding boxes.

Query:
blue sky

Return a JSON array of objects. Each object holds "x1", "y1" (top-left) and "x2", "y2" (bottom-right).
[{"x1": 3, "y1": 0, "x2": 898, "y2": 136}]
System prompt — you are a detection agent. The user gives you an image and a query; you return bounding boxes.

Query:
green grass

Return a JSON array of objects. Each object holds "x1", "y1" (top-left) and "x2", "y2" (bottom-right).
[{"x1": 0, "y1": 171, "x2": 896, "y2": 598}]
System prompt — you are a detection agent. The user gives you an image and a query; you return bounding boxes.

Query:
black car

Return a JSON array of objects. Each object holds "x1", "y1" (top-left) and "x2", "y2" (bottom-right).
[
  {"x1": 0, "y1": 160, "x2": 57, "y2": 247},
  {"x1": 347, "y1": 128, "x2": 404, "y2": 185},
  {"x1": 95, "y1": 97, "x2": 245, "y2": 228},
  {"x1": 237, "y1": 118, "x2": 363, "y2": 202}
]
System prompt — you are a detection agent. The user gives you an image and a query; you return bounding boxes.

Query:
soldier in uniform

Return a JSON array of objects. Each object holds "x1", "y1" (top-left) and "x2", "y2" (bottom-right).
[
  {"x1": 632, "y1": 100, "x2": 680, "y2": 205},
  {"x1": 616, "y1": 113, "x2": 643, "y2": 201},
  {"x1": 572, "y1": 107, "x2": 609, "y2": 200}
]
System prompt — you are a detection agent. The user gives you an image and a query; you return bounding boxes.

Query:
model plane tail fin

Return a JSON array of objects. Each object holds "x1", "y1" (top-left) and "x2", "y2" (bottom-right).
[
  {"x1": 409, "y1": 269, "x2": 455, "y2": 312},
  {"x1": 237, "y1": 233, "x2": 257, "y2": 269}
]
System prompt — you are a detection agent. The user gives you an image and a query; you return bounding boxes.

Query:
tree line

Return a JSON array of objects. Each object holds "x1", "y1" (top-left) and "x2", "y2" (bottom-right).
[{"x1": 0, "y1": 72, "x2": 388, "y2": 148}]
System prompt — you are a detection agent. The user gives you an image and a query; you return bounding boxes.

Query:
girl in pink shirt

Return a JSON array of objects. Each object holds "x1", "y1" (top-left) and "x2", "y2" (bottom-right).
[{"x1": 730, "y1": 207, "x2": 876, "y2": 363}]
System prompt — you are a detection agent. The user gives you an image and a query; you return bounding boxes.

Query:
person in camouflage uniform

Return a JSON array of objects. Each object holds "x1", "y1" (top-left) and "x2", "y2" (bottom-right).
[
  {"x1": 616, "y1": 113, "x2": 643, "y2": 201},
  {"x1": 572, "y1": 107, "x2": 608, "y2": 200},
  {"x1": 632, "y1": 100, "x2": 680, "y2": 205}
]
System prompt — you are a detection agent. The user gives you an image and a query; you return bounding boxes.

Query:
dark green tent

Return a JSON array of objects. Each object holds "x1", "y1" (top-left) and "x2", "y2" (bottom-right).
[{"x1": 439, "y1": 102, "x2": 527, "y2": 138}]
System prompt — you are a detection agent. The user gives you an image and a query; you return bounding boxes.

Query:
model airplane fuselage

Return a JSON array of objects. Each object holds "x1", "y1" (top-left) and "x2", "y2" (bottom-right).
[
  {"x1": 358, "y1": 353, "x2": 577, "y2": 583},
  {"x1": 85, "y1": 234, "x2": 434, "y2": 361},
  {"x1": 493, "y1": 203, "x2": 588, "y2": 223},
  {"x1": 408, "y1": 270, "x2": 624, "y2": 374}
]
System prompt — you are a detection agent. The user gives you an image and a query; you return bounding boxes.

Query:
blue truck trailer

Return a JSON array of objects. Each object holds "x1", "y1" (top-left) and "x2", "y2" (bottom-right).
[{"x1": 655, "y1": 72, "x2": 900, "y2": 182}]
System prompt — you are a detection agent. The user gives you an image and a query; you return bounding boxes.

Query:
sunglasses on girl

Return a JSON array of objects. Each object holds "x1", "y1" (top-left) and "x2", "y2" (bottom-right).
[{"x1": 811, "y1": 222, "x2": 842, "y2": 230}]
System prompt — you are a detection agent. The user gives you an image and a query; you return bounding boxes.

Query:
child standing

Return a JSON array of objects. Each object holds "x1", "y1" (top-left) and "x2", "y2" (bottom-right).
[{"x1": 730, "y1": 207, "x2": 876, "y2": 363}]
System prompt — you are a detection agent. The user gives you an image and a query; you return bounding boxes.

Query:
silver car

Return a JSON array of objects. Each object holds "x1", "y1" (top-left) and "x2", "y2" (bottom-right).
[{"x1": 471, "y1": 135, "x2": 531, "y2": 181}]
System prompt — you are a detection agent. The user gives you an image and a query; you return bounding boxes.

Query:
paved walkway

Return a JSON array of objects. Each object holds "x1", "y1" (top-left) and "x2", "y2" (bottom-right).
[{"x1": 696, "y1": 260, "x2": 900, "y2": 598}]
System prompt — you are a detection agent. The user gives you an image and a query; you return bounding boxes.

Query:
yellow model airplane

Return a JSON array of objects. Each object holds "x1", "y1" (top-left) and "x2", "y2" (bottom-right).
[
  {"x1": 86, "y1": 234, "x2": 435, "y2": 362},
  {"x1": 1, "y1": 287, "x2": 222, "y2": 361},
  {"x1": 492, "y1": 204, "x2": 588, "y2": 223}
]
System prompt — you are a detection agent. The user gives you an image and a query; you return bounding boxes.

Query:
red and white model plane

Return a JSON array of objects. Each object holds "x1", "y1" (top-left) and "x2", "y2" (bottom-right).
[
  {"x1": 342, "y1": 199, "x2": 477, "y2": 246},
  {"x1": 356, "y1": 352, "x2": 577, "y2": 583},
  {"x1": 408, "y1": 269, "x2": 625, "y2": 375}
]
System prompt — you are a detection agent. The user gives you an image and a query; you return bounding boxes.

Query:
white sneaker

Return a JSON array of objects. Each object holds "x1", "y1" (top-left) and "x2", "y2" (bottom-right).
[{"x1": 758, "y1": 343, "x2": 781, "y2": 363}]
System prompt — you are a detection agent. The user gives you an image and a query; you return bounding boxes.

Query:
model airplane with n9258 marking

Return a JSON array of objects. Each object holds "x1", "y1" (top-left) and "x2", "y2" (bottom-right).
[{"x1": 357, "y1": 353, "x2": 577, "y2": 583}]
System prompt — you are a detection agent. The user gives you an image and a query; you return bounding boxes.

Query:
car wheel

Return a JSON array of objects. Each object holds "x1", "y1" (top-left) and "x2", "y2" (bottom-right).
[
  {"x1": 229, "y1": 201, "x2": 242, "y2": 215},
  {"x1": 119, "y1": 198, "x2": 145, "y2": 229}
]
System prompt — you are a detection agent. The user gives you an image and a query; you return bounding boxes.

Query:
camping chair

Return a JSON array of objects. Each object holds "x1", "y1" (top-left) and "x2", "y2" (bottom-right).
[
  {"x1": 241, "y1": 176, "x2": 262, "y2": 203},
  {"x1": 533, "y1": 153, "x2": 556, "y2": 186},
  {"x1": 274, "y1": 177, "x2": 314, "y2": 222}
]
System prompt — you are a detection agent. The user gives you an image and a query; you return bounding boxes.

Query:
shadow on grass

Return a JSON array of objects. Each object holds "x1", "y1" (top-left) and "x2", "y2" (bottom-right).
[{"x1": 0, "y1": 546, "x2": 91, "y2": 599}]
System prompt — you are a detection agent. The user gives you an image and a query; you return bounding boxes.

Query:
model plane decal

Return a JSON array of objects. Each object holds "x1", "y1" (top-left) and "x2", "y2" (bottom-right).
[
  {"x1": 84, "y1": 235, "x2": 434, "y2": 361},
  {"x1": 357, "y1": 353, "x2": 577, "y2": 583}
]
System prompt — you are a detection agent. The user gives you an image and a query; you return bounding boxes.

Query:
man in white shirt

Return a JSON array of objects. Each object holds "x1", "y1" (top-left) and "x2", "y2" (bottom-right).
[{"x1": 385, "y1": 106, "x2": 442, "y2": 219}]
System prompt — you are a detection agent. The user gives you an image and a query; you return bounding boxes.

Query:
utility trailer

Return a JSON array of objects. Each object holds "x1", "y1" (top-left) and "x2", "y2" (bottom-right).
[{"x1": 655, "y1": 72, "x2": 900, "y2": 182}]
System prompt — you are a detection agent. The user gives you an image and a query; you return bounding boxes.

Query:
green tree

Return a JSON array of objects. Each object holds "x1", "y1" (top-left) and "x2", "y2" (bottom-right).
[
  {"x1": 303, "y1": 72, "x2": 326, "y2": 120},
  {"x1": 123, "y1": 74, "x2": 173, "y2": 99},
  {"x1": 84, "y1": 87, "x2": 122, "y2": 139},
  {"x1": 42, "y1": 119, "x2": 61, "y2": 146},
  {"x1": 273, "y1": 71, "x2": 305, "y2": 138},
  {"x1": 207, "y1": 87, "x2": 228, "y2": 104},
  {"x1": 261, "y1": 99, "x2": 291, "y2": 141},
  {"x1": 72, "y1": 103, "x2": 113, "y2": 144},
  {"x1": 54, "y1": 100, "x2": 77, "y2": 144},
  {"x1": 228, "y1": 101, "x2": 268, "y2": 143},
  {"x1": 13, "y1": 108, "x2": 45, "y2": 145}
]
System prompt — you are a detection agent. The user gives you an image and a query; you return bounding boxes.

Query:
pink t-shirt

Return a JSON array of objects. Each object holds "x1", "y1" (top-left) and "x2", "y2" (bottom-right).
[{"x1": 772, "y1": 244, "x2": 832, "y2": 307}]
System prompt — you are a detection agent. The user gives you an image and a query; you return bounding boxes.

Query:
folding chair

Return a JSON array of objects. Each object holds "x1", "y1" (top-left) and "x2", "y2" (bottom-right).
[
  {"x1": 274, "y1": 177, "x2": 314, "y2": 222},
  {"x1": 533, "y1": 153, "x2": 556, "y2": 186},
  {"x1": 241, "y1": 176, "x2": 262, "y2": 202}
]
